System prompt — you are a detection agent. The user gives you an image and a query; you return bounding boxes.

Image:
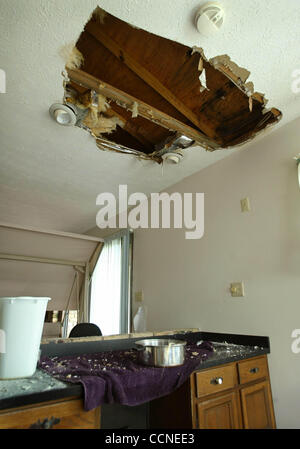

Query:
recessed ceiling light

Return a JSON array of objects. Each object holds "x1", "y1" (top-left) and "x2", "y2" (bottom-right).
[
  {"x1": 49, "y1": 103, "x2": 77, "y2": 126},
  {"x1": 162, "y1": 152, "x2": 184, "y2": 164}
]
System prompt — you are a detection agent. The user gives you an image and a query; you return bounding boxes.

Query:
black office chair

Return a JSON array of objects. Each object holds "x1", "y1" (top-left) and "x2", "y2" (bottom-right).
[{"x1": 69, "y1": 322, "x2": 102, "y2": 338}]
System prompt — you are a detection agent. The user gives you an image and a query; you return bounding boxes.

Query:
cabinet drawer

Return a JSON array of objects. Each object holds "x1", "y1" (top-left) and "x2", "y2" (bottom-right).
[
  {"x1": 195, "y1": 365, "x2": 237, "y2": 397},
  {"x1": 0, "y1": 398, "x2": 100, "y2": 429},
  {"x1": 238, "y1": 357, "x2": 268, "y2": 384}
]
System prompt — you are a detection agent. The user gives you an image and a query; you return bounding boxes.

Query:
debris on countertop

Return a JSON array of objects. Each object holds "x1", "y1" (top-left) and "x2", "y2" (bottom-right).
[
  {"x1": 0, "y1": 369, "x2": 68, "y2": 400},
  {"x1": 196, "y1": 340, "x2": 267, "y2": 366}
]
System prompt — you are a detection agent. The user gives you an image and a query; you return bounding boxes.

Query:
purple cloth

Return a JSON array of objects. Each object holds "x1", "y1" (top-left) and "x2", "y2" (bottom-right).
[{"x1": 38, "y1": 341, "x2": 214, "y2": 411}]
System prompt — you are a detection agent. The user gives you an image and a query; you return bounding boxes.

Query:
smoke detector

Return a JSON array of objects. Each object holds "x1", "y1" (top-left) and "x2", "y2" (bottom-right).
[
  {"x1": 49, "y1": 103, "x2": 77, "y2": 126},
  {"x1": 195, "y1": 2, "x2": 225, "y2": 36}
]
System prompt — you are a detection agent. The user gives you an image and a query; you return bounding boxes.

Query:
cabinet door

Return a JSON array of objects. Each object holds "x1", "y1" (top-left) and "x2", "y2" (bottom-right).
[
  {"x1": 0, "y1": 399, "x2": 101, "y2": 429},
  {"x1": 240, "y1": 381, "x2": 276, "y2": 429},
  {"x1": 197, "y1": 392, "x2": 241, "y2": 429}
]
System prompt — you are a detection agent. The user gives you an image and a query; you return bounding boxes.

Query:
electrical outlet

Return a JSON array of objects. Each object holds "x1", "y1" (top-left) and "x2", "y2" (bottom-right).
[
  {"x1": 240, "y1": 197, "x2": 251, "y2": 212},
  {"x1": 135, "y1": 291, "x2": 144, "y2": 302},
  {"x1": 230, "y1": 282, "x2": 245, "y2": 297}
]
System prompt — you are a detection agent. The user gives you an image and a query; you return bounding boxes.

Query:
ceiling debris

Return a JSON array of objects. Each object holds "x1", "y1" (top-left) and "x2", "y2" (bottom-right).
[{"x1": 59, "y1": 6, "x2": 282, "y2": 163}]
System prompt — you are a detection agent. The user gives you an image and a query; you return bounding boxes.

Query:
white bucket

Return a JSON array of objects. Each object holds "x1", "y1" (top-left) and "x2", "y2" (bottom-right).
[{"x1": 0, "y1": 296, "x2": 50, "y2": 379}]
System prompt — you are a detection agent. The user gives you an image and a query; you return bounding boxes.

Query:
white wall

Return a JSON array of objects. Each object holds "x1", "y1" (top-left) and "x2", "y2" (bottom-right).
[{"x1": 132, "y1": 117, "x2": 300, "y2": 429}]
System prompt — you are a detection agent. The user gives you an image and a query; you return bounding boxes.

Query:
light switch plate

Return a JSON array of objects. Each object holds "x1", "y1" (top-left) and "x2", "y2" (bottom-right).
[
  {"x1": 135, "y1": 291, "x2": 144, "y2": 302},
  {"x1": 240, "y1": 197, "x2": 251, "y2": 212},
  {"x1": 230, "y1": 282, "x2": 245, "y2": 297}
]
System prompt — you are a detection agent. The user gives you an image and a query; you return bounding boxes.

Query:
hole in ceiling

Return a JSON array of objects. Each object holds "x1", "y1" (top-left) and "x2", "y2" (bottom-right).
[{"x1": 56, "y1": 6, "x2": 282, "y2": 164}]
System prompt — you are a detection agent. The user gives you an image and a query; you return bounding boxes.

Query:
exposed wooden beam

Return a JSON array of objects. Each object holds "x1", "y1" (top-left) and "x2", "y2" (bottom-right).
[
  {"x1": 85, "y1": 22, "x2": 217, "y2": 139},
  {"x1": 67, "y1": 68, "x2": 219, "y2": 151},
  {"x1": 105, "y1": 106, "x2": 154, "y2": 151}
]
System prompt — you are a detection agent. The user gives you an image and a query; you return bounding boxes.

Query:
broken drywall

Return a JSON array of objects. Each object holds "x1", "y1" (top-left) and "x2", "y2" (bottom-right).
[
  {"x1": 59, "y1": 43, "x2": 84, "y2": 70},
  {"x1": 92, "y1": 6, "x2": 108, "y2": 25},
  {"x1": 56, "y1": 8, "x2": 282, "y2": 164},
  {"x1": 192, "y1": 47, "x2": 282, "y2": 142},
  {"x1": 65, "y1": 89, "x2": 124, "y2": 138}
]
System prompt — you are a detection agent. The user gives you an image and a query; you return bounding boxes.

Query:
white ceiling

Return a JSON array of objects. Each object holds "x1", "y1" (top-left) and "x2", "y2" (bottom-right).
[{"x1": 0, "y1": 0, "x2": 300, "y2": 233}]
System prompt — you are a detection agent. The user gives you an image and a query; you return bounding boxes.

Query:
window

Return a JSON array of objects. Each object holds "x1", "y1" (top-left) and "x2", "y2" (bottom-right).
[{"x1": 89, "y1": 230, "x2": 132, "y2": 336}]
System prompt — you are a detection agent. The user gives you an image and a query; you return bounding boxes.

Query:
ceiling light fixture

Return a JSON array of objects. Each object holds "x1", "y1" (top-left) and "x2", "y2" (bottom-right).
[
  {"x1": 195, "y1": 2, "x2": 225, "y2": 36},
  {"x1": 162, "y1": 152, "x2": 184, "y2": 164},
  {"x1": 49, "y1": 103, "x2": 77, "y2": 126}
]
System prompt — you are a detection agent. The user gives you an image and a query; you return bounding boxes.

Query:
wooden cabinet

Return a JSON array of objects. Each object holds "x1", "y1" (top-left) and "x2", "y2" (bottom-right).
[
  {"x1": 0, "y1": 397, "x2": 101, "y2": 429},
  {"x1": 196, "y1": 391, "x2": 241, "y2": 429},
  {"x1": 192, "y1": 355, "x2": 275, "y2": 429},
  {"x1": 149, "y1": 355, "x2": 276, "y2": 429},
  {"x1": 240, "y1": 381, "x2": 275, "y2": 429},
  {"x1": 195, "y1": 364, "x2": 237, "y2": 397}
]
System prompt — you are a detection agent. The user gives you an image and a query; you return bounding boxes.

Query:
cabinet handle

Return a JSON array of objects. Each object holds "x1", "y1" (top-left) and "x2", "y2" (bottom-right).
[
  {"x1": 29, "y1": 416, "x2": 61, "y2": 429},
  {"x1": 249, "y1": 367, "x2": 259, "y2": 374},
  {"x1": 210, "y1": 376, "x2": 223, "y2": 385}
]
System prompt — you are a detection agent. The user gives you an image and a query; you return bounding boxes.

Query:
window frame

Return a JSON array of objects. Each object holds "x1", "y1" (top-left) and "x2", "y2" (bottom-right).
[{"x1": 88, "y1": 229, "x2": 133, "y2": 335}]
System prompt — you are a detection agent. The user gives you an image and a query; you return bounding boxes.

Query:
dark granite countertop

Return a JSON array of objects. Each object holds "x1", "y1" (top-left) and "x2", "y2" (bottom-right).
[
  {"x1": 0, "y1": 331, "x2": 270, "y2": 411},
  {"x1": 193, "y1": 341, "x2": 268, "y2": 370}
]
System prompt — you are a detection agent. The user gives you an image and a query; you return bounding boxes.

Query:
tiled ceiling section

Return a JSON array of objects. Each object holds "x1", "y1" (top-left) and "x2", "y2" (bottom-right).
[{"x1": 65, "y1": 7, "x2": 282, "y2": 163}]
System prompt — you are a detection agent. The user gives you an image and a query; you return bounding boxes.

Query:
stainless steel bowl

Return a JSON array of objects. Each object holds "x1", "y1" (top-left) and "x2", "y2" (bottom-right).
[{"x1": 135, "y1": 338, "x2": 187, "y2": 367}]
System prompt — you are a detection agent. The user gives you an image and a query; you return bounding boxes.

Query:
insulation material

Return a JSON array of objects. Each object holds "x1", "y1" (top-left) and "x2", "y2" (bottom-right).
[
  {"x1": 97, "y1": 94, "x2": 110, "y2": 113},
  {"x1": 85, "y1": 114, "x2": 124, "y2": 136},
  {"x1": 60, "y1": 44, "x2": 84, "y2": 70},
  {"x1": 67, "y1": 89, "x2": 123, "y2": 137}
]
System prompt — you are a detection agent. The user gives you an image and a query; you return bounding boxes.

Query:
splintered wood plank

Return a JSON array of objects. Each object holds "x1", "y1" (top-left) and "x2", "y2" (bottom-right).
[
  {"x1": 88, "y1": 14, "x2": 220, "y2": 133},
  {"x1": 67, "y1": 68, "x2": 220, "y2": 150},
  {"x1": 76, "y1": 31, "x2": 196, "y2": 129},
  {"x1": 85, "y1": 22, "x2": 217, "y2": 139}
]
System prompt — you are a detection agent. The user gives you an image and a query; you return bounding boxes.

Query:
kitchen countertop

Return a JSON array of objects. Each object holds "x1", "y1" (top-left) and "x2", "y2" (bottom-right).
[{"x1": 0, "y1": 331, "x2": 270, "y2": 412}]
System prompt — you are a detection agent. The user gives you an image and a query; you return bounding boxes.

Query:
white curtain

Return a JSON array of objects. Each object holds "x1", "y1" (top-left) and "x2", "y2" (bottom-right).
[{"x1": 90, "y1": 237, "x2": 122, "y2": 336}]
